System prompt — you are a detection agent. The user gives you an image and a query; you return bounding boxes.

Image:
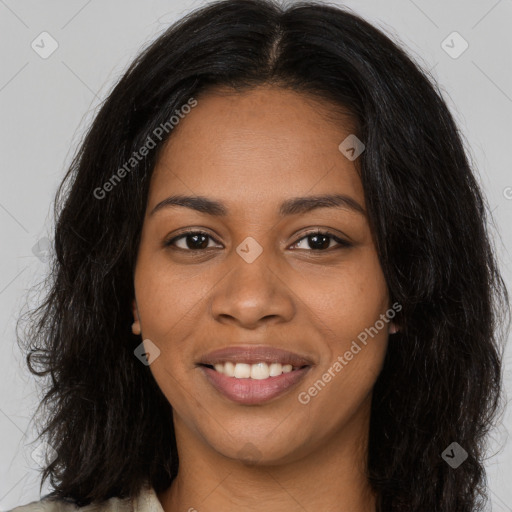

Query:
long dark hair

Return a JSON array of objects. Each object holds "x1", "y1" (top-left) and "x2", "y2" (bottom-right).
[{"x1": 18, "y1": 0, "x2": 509, "y2": 510}]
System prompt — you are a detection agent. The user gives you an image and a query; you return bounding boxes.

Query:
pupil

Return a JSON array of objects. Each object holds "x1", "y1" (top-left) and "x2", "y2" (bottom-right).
[
  {"x1": 309, "y1": 234, "x2": 329, "y2": 250},
  {"x1": 187, "y1": 234, "x2": 208, "y2": 250}
]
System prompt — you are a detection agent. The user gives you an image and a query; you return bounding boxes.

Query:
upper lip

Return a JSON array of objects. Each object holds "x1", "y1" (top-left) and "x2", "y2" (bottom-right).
[{"x1": 197, "y1": 345, "x2": 314, "y2": 367}]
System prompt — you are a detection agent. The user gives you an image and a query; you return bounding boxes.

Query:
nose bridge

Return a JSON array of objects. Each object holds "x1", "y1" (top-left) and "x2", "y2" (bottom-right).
[
  {"x1": 226, "y1": 237, "x2": 278, "y2": 302},
  {"x1": 210, "y1": 236, "x2": 295, "y2": 326}
]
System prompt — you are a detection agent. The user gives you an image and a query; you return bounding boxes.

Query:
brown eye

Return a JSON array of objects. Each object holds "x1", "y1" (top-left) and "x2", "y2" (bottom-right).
[
  {"x1": 165, "y1": 231, "x2": 221, "y2": 251},
  {"x1": 290, "y1": 230, "x2": 352, "y2": 251}
]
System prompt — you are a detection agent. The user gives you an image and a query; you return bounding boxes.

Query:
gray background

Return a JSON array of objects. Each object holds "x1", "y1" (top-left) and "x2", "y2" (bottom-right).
[{"x1": 0, "y1": 0, "x2": 511, "y2": 509}]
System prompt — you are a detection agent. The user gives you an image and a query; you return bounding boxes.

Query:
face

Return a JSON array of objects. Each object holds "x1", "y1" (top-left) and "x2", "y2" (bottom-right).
[{"x1": 132, "y1": 84, "x2": 392, "y2": 465}]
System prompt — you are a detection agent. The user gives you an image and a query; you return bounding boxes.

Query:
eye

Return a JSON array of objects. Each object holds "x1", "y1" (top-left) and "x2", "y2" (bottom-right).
[
  {"x1": 164, "y1": 231, "x2": 222, "y2": 251},
  {"x1": 290, "y1": 230, "x2": 352, "y2": 251},
  {"x1": 164, "y1": 229, "x2": 352, "y2": 252}
]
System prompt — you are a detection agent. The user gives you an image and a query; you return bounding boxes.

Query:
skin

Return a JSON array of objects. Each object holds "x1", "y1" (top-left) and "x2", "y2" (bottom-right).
[{"x1": 131, "y1": 84, "x2": 395, "y2": 512}]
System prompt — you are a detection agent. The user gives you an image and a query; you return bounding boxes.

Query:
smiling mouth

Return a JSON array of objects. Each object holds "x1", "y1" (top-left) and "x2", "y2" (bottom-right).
[
  {"x1": 198, "y1": 362, "x2": 312, "y2": 405},
  {"x1": 200, "y1": 361, "x2": 310, "y2": 379},
  {"x1": 197, "y1": 345, "x2": 314, "y2": 403}
]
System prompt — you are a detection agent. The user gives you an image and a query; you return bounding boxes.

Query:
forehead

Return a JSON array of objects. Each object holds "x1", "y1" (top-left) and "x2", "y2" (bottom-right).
[{"x1": 149, "y1": 85, "x2": 364, "y2": 211}]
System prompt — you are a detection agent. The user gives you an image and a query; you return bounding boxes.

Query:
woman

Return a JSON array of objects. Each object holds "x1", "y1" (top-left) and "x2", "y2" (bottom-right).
[{"x1": 13, "y1": 0, "x2": 509, "y2": 510}]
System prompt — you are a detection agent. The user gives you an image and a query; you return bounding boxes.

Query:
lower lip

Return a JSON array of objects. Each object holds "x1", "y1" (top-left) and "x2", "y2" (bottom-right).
[{"x1": 200, "y1": 366, "x2": 311, "y2": 405}]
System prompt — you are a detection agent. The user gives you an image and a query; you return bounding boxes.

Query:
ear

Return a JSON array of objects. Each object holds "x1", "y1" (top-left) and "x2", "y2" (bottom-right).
[
  {"x1": 389, "y1": 322, "x2": 399, "y2": 335},
  {"x1": 132, "y1": 299, "x2": 141, "y2": 336}
]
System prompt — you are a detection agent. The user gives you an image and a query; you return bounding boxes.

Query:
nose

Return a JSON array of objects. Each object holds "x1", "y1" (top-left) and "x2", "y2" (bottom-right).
[{"x1": 209, "y1": 246, "x2": 296, "y2": 330}]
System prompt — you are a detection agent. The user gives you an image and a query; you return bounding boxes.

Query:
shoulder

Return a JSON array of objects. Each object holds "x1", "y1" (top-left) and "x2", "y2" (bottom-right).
[
  {"x1": 9, "y1": 495, "x2": 129, "y2": 512},
  {"x1": 9, "y1": 483, "x2": 164, "y2": 512}
]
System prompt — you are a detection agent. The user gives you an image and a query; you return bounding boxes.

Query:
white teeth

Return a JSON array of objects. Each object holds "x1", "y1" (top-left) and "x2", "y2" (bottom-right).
[
  {"x1": 269, "y1": 362, "x2": 282, "y2": 377},
  {"x1": 250, "y1": 362, "x2": 270, "y2": 380},
  {"x1": 209, "y1": 361, "x2": 301, "y2": 378},
  {"x1": 234, "y1": 363, "x2": 251, "y2": 378},
  {"x1": 224, "y1": 361, "x2": 235, "y2": 377}
]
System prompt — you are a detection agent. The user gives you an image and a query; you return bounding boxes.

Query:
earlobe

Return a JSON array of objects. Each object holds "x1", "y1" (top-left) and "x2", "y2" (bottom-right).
[
  {"x1": 389, "y1": 322, "x2": 399, "y2": 335},
  {"x1": 132, "y1": 299, "x2": 141, "y2": 336}
]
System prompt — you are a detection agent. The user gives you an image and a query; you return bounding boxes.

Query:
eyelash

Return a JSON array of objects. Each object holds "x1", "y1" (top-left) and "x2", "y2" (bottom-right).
[{"x1": 164, "y1": 229, "x2": 352, "y2": 252}]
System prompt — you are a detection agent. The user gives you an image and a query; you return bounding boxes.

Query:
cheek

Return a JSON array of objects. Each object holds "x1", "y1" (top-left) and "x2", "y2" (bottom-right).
[
  {"x1": 132, "y1": 255, "x2": 209, "y2": 404},
  {"x1": 134, "y1": 253, "x2": 209, "y2": 339},
  {"x1": 296, "y1": 249, "x2": 389, "y2": 342},
  {"x1": 293, "y1": 250, "x2": 389, "y2": 403}
]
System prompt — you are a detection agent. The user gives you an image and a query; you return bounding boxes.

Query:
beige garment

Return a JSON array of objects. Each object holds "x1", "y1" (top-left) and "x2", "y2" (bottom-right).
[{"x1": 8, "y1": 483, "x2": 165, "y2": 512}]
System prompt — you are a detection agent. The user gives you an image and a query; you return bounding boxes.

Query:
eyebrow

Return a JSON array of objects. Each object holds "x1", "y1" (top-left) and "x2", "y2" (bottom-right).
[{"x1": 150, "y1": 193, "x2": 366, "y2": 217}]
